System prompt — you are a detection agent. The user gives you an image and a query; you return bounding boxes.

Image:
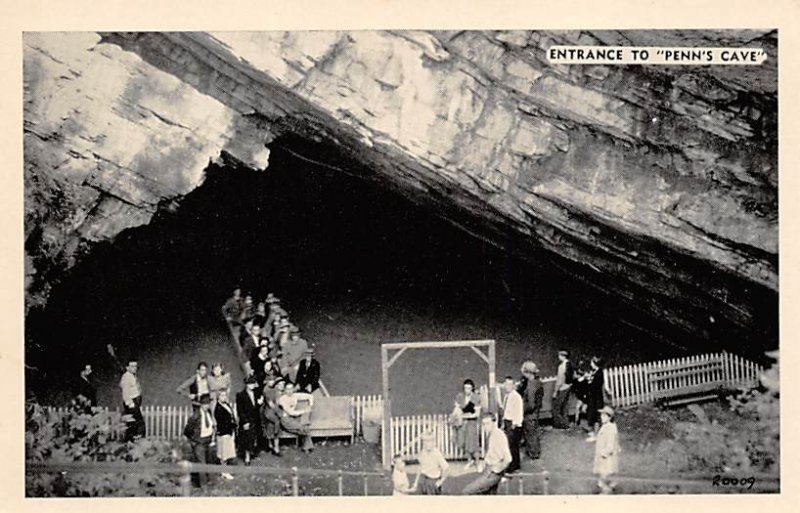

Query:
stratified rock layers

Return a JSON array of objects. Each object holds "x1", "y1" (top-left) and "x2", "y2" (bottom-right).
[{"x1": 24, "y1": 31, "x2": 777, "y2": 344}]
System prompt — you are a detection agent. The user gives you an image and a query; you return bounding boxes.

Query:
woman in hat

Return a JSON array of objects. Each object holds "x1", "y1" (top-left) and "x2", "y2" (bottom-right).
[
  {"x1": 413, "y1": 430, "x2": 449, "y2": 495},
  {"x1": 593, "y1": 406, "x2": 621, "y2": 494},
  {"x1": 452, "y1": 379, "x2": 481, "y2": 469}
]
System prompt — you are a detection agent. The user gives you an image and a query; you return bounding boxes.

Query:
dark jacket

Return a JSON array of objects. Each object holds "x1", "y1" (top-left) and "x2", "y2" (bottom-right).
[
  {"x1": 214, "y1": 402, "x2": 237, "y2": 436},
  {"x1": 235, "y1": 388, "x2": 261, "y2": 430},
  {"x1": 295, "y1": 358, "x2": 321, "y2": 392},
  {"x1": 75, "y1": 376, "x2": 97, "y2": 406},
  {"x1": 522, "y1": 377, "x2": 544, "y2": 417},
  {"x1": 184, "y1": 408, "x2": 215, "y2": 444}
]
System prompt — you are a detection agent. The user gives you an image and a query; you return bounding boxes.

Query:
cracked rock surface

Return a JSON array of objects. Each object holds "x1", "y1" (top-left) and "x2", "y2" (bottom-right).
[{"x1": 25, "y1": 31, "x2": 777, "y2": 345}]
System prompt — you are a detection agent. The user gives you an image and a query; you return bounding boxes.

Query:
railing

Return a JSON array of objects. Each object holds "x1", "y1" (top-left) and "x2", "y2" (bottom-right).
[{"x1": 25, "y1": 459, "x2": 779, "y2": 495}]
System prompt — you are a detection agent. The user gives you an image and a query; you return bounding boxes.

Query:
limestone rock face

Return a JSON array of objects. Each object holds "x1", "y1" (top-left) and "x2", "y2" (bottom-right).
[
  {"x1": 24, "y1": 33, "x2": 271, "y2": 308},
  {"x1": 25, "y1": 30, "x2": 777, "y2": 344}
]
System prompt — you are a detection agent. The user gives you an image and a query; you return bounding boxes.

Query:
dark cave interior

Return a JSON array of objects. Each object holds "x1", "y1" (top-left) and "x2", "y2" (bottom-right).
[{"x1": 24, "y1": 134, "x2": 779, "y2": 408}]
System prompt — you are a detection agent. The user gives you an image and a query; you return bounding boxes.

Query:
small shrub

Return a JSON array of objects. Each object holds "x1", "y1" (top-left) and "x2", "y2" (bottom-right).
[{"x1": 25, "y1": 402, "x2": 182, "y2": 497}]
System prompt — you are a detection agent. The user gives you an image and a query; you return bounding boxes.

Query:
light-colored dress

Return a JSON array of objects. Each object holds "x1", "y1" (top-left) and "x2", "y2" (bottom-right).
[
  {"x1": 454, "y1": 392, "x2": 481, "y2": 458},
  {"x1": 593, "y1": 421, "x2": 621, "y2": 476},
  {"x1": 208, "y1": 373, "x2": 232, "y2": 402}
]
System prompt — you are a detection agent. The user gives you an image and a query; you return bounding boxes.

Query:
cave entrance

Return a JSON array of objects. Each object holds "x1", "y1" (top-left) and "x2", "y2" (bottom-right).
[{"x1": 25, "y1": 135, "x2": 754, "y2": 414}]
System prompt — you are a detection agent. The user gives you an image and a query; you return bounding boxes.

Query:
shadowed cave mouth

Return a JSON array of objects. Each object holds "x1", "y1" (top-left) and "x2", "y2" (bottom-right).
[{"x1": 25, "y1": 134, "x2": 778, "y2": 412}]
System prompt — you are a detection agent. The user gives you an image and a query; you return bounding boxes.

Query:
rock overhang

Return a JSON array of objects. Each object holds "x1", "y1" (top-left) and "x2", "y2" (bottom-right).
[{"x1": 24, "y1": 30, "x2": 778, "y2": 346}]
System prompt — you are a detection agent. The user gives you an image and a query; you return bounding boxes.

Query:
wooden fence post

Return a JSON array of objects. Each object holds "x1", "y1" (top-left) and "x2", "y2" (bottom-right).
[
  {"x1": 338, "y1": 469, "x2": 343, "y2": 496},
  {"x1": 542, "y1": 470, "x2": 550, "y2": 495},
  {"x1": 291, "y1": 467, "x2": 299, "y2": 496},
  {"x1": 363, "y1": 474, "x2": 369, "y2": 496},
  {"x1": 179, "y1": 460, "x2": 192, "y2": 497},
  {"x1": 518, "y1": 475, "x2": 524, "y2": 495}
]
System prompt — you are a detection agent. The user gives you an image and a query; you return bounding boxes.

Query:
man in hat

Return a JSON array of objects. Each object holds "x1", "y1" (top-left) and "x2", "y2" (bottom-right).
[
  {"x1": 236, "y1": 375, "x2": 263, "y2": 465},
  {"x1": 295, "y1": 347, "x2": 321, "y2": 394},
  {"x1": 281, "y1": 325, "x2": 308, "y2": 383},
  {"x1": 462, "y1": 413, "x2": 511, "y2": 495},
  {"x1": 520, "y1": 361, "x2": 544, "y2": 460},
  {"x1": 221, "y1": 287, "x2": 243, "y2": 325},
  {"x1": 183, "y1": 394, "x2": 217, "y2": 487},
  {"x1": 593, "y1": 406, "x2": 621, "y2": 494},
  {"x1": 552, "y1": 350, "x2": 575, "y2": 429}
]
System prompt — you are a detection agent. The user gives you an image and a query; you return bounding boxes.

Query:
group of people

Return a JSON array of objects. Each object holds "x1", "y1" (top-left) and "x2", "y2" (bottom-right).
[
  {"x1": 222, "y1": 289, "x2": 321, "y2": 394},
  {"x1": 180, "y1": 366, "x2": 317, "y2": 487},
  {"x1": 393, "y1": 350, "x2": 621, "y2": 495},
  {"x1": 70, "y1": 314, "x2": 621, "y2": 494}
]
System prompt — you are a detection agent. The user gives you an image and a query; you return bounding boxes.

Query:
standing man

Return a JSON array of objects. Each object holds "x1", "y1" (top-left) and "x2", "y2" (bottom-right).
[
  {"x1": 183, "y1": 395, "x2": 217, "y2": 488},
  {"x1": 295, "y1": 348, "x2": 321, "y2": 394},
  {"x1": 462, "y1": 413, "x2": 512, "y2": 495},
  {"x1": 520, "y1": 361, "x2": 544, "y2": 460},
  {"x1": 236, "y1": 375, "x2": 263, "y2": 465},
  {"x1": 413, "y1": 430, "x2": 449, "y2": 495},
  {"x1": 75, "y1": 364, "x2": 97, "y2": 412},
  {"x1": 221, "y1": 287, "x2": 243, "y2": 325},
  {"x1": 119, "y1": 359, "x2": 146, "y2": 441},
  {"x1": 281, "y1": 325, "x2": 308, "y2": 383},
  {"x1": 176, "y1": 362, "x2": 211, "y2": 405},
  {"x1": 552, "y1": 350, "x2": 575, "y2": 429},
  {"x1": 501, "y1": 376, "x2": 523, "y2": 473}
]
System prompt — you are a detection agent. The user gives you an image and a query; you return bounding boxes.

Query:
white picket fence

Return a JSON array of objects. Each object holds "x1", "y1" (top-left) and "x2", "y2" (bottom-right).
[
  {"x1": 47, "y1": 395, "x2": 385, "y2": 441},
  {"x1": 603, "y1": 351, "x2": 762, "y2": 408},
  {"x1": 45, "y1": 352, "x2": 763, "y2": 449}
]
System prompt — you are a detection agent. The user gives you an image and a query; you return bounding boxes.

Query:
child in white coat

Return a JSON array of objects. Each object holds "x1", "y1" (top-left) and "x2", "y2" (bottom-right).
[{"x1": 593, "y1": 406, "x2": 621, "y2": 494}]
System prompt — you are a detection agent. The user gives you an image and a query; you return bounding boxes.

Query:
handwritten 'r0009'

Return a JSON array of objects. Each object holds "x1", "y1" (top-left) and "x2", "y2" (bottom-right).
[{"x1": 712, "y1": 475, "x2": 756, "y2": 489}]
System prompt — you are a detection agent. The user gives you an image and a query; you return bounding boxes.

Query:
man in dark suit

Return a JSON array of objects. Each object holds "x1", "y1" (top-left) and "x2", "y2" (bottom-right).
[
  {"x1": 520, "y1": 361, "x2": 544, "y2": 459},
  {"x1": 75, "y1": 364, "x2": 97, "y2": 412},
  {"x1": 183, "y1": 395, "x2": 216, "y2": 488},
  {"x1": 235, "y1": 375, "x2": 262, "y2": 465},
  {"x1": 240, "y1": 323, "x2": 262, "y2": 361},
  {"x1": 295, "y1": 348, "x2": 321, "y2": 394}
]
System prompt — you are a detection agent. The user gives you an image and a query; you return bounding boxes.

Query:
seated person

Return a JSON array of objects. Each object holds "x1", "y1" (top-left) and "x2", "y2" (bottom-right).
[
  {"x1": 278, "y1": 382, "x2": 315, "y2": 452},
  {"x1": 295, "y1": 348, "x2": 321, "y2": 394}
]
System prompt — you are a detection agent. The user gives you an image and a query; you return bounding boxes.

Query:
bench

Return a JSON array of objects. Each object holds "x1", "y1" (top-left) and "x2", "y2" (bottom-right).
[
  {"x1": 278, "y1": 395, "x2": 354, "y2": 444},
  {"x1": 647, "y1": 356, "x2": 728, "y2": 407}
]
